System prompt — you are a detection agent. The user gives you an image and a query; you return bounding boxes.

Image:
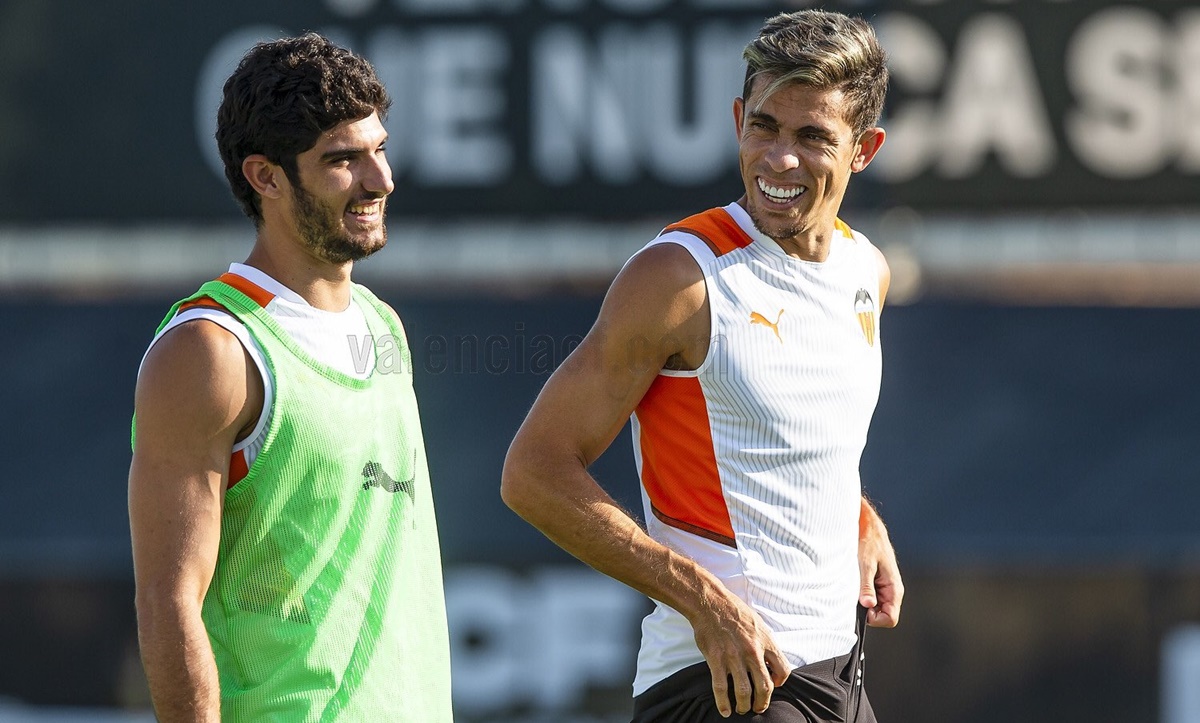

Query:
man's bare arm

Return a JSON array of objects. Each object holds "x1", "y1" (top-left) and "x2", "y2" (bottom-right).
[
  {"x1": 858, "y1": 497, "x2": 903, "y2": 628},
  {"x1": 502, "y1": 244, "x2": 791, "y2": 718},
  {"x1": 129, "y1": 320, "x2": 262, "y2": 722},
  {"x1": 857, "y1": 246, "x2": 904, "y2": 626}
]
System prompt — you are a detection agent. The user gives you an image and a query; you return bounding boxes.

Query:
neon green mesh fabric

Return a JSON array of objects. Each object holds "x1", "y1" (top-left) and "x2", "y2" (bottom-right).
[{"x1": 149, "y1": 279, "x2": 451, "y2": 721}]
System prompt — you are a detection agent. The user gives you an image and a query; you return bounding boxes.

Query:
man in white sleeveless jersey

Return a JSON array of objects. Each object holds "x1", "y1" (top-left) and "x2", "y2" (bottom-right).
[{"x1": 503, "y1": 10, "x2": 901, "y2": 722}]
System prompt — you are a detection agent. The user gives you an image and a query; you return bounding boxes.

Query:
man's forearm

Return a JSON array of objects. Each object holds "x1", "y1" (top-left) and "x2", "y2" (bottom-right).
[
  {"x1": 138, "y1": 604, "x2": 221, "y2": 722},
  {"x1": 860, "y1": 495, "x2": 887, "y2": 539},
  {"x1": 504, "y1": 463, "x2": 728, "y2": 620}
]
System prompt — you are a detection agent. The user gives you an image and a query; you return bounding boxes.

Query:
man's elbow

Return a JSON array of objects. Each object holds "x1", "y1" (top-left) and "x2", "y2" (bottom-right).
[
  {"x1": 500, "y1": 444, "x2": 533, "y2": 515},
  {"x1": 501, "y1": 432, "x2": 559, "y2": 520},
  {"x1": 134, "y1": 582, "x2": 203, "y2": 638}
]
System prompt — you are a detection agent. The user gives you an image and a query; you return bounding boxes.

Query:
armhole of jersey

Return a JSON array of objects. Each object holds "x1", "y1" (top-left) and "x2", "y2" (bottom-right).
[
  {"x1": 138, "y1": 307, "x2": 275, "y2": 459},
  {"x1": 638, "y1": 232, "x2": 719, "y2": 379}
]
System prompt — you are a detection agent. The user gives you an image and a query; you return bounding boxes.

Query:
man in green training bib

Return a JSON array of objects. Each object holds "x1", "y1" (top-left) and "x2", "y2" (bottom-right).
[{"x1": 128, "y1": 33, "x2": 452, "y2": 722}]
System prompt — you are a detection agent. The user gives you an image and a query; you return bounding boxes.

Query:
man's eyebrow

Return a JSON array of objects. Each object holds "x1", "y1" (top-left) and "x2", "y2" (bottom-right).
[
  {"x1": 319, "y1": 146, "x2": 364, "y2": 162},
  {"x1": 798, "y1": 124, "x2": 835, "y2": 138},
  {"x1": 319, "y1": 136, "x2": 388, "y2": 162},
  {"x1": 747, "y1": 109, "x2": 779, "y2": 125},
  {"x1": 748, "y1": 110, "x2": 835, "y2": 138}
]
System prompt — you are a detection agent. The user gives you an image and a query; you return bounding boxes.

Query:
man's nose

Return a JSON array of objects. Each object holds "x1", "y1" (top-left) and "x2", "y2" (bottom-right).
[{"x1": 365, "y1": 153, "x2": 395, "y2": 196}]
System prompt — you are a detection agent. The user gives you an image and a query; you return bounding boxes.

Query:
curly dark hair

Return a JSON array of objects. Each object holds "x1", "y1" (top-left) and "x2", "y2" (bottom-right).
[
  {"x1": 216, "y1": 33, "x2": 392, "y2": 224},
  {"x1": 742, "y1": 10, "x2": 888, "y2": 136}
]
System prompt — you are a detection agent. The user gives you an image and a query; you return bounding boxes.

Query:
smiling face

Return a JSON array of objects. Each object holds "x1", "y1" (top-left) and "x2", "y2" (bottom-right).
[
  {"x1": 734, "y1": 78, "x2": 883, "y2": 259},
  {"x1": 282, "y1": 111, "x2": 394, "y2": 264}
]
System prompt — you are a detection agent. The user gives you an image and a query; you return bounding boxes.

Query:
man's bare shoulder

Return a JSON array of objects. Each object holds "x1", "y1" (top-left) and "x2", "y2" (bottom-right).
[
  {"x1": 588, "y1": 241, "x2": 711, "y2": 369},
  {"x1": 136, "y1": 318, "x2": 261, "y2": 439},
  {"x1": 141, "y1": 318, "x2": 247, "y2": 381},
  {"x1": 605, "y1": 242, "x2": 707, "y2": 325}
]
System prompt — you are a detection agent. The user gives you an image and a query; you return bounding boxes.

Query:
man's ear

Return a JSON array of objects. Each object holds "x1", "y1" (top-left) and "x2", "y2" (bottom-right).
[
  {"x1": 850, "y1": 128, "x2": 886, "y2": 173},
  {"x1": 733, "y1": 96, "x2": 745, "y2": 140},
  {"x1": 242, "y1": 154, "x2": 285, "y2": 200}
]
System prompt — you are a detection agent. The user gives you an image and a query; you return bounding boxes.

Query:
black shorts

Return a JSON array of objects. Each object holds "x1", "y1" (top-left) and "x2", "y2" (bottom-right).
[{"x1": 631, "y1": 607, "x2": 876, "y2": 723}]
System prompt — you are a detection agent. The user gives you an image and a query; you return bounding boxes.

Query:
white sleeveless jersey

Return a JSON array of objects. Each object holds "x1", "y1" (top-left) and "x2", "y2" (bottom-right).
[
  {"x1": 138, "y1": 263, "x2": 375, "y2": 483},
  {"x1": 630, "y1": 202, "x2": 883, "y2": 695}
]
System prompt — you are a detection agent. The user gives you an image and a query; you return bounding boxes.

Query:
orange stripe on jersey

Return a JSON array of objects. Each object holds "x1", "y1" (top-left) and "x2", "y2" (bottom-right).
[
  {"x1": 663, "y1": 208, "x2": 753, "y2": 257},
  {"x1": 635, "y1": 375, "x2": 735, "y2": 547},
  {"x1": 216, "y1": 272, "x2": 276, "y2": 308},
  {"x1": 179, "y1": 273, "x2": 276, "y2": 315},
  {"x1": 178, "y1": 298, "x2": 228, "y2": 313},
  {"x1": 228, "y1": 449, "x2": 249, "y2": 489}
]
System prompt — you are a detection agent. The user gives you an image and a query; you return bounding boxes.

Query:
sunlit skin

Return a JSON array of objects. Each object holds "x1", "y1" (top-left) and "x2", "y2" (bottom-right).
[
  {"x1": 241, "y1": 112, "x2": 394, "y2": 310},
  {"x1": 734, "y1": 79, "x2": 885, "y2": 262}
]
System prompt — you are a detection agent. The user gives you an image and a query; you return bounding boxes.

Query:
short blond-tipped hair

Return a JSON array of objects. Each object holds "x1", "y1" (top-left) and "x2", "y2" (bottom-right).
[{"x1": 742, "y1": 10, "x2": 888, "y2": 136}]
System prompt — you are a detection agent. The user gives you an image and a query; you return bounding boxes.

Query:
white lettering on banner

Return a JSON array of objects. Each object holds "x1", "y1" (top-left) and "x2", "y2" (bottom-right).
[
  {"x1": 532, "y1": 22, "x2": 746, "y2": 185},
  {"x1": 937, "y1": 14, "x2": 1056, "y2": 178},
  {"x1": 643, "y1": 23, "x2": 748, "y2": 185},
  {"x1": 873, "y1": 13, "x2": 1056, "y2": 181},
  {"x1": 194, "y1": 7, "x2": 1200, "y2": 199},
  {"x1": 1161, "y1": 625, "x2": 1200, "y2": 723},
  {"x1": 873, "y1": 12, "x2": 948, "y2": 181},
  {"x1": 1066, "y1": 7, "x2": 1169, "y2": 179},
  {"x1": 1179, "y1": 11, "x2": 1200, "y2": 172},
  {"x1": 533, "y1": 25, "x2": 640, "y2": 183},
  {"x1": 445, "y1": 566, "x2": 645, "y2": 714},
  {"x1": 418, "y1": 28, "x2": 511, "y2": 184},
  {"x1": 365, "y1": 27, "x2": 416, "y2": 174},
  {"x1": 368, "y1": 27, "x2": 514, "y2": 184},
  {"x1": 198, "y1": 25, "x2": 512, "y2": 188}
]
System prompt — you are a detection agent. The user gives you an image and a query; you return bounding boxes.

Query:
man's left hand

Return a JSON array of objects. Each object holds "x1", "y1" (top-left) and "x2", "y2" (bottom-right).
[{"x1": 859, "y1": 498, "x2": 903, "y2": 628}]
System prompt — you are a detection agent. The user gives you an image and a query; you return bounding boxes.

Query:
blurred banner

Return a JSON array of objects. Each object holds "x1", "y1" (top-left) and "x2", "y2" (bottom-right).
[{"x1": 0, "y1": 0, "x2": 1195, "y2": 223}]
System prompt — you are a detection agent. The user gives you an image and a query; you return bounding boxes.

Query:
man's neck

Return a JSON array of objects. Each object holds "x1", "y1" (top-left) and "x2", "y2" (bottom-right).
[
  {"x1": 243, "y1": 237, "x2": 354, "y2": 312},
  {"x1": 771, "y1": 232, "x2": 831, "y2": 263},
  {"x1": 735, "y1": 195, "x2": 834, "y2": 263}
]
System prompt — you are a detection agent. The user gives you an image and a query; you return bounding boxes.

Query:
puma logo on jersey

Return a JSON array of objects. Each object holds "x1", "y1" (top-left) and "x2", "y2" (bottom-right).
[
  {"x1": 362, "y1": 457, "x2": 415, "y2": 499},
  {"x1": 854, "y1": 289, "x2": 876, "y2": 346},
  {"x1": 750, "y1": 309, "x2": 784, "y2": 343}
]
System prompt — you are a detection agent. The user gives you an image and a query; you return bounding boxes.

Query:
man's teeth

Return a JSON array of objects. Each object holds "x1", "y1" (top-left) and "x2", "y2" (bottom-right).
[
  {"x1": 349, "y1": 203, "x2": 379, "y2": 214},
  {"x1": 758, "y1": 178, "x2": 803, "y2": 202}
]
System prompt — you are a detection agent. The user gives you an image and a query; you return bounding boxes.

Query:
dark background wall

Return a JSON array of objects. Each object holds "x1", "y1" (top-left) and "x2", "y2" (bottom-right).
[{"x1": 1, "y1": 290, "x2": 1198, "y2": 721}]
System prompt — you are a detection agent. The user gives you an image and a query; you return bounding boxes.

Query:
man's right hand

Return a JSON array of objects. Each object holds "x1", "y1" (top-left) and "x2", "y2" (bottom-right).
[{"x1": 690, "y1": 588, "x2": 792, "y2": 717}]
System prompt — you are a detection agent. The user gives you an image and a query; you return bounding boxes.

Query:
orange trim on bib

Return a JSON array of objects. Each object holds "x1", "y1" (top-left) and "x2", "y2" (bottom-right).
[
  {"x1": 179, "y1": 273, "x2": 276, "y2": 314},
  {"x1": 228, "y1": 450, "x2": 249, "y2": 489},
  {"x1": 216, "y1": 272, "x2": 276, "y2": 308},
  {"x1": 178, "y1": 298, "x2": 228, "y2": 313},
  {"x1": 663, "y1": 208, "x2": 754, "y2": 258},
  {"x1": 635, "y1": 375, "x2": 735, "y2": 547}
]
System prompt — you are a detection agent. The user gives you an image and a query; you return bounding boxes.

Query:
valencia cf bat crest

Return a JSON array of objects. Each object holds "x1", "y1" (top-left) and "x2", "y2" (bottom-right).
[{"x1": 854, "y1": 289, "x2": 876, "y2": 346}]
